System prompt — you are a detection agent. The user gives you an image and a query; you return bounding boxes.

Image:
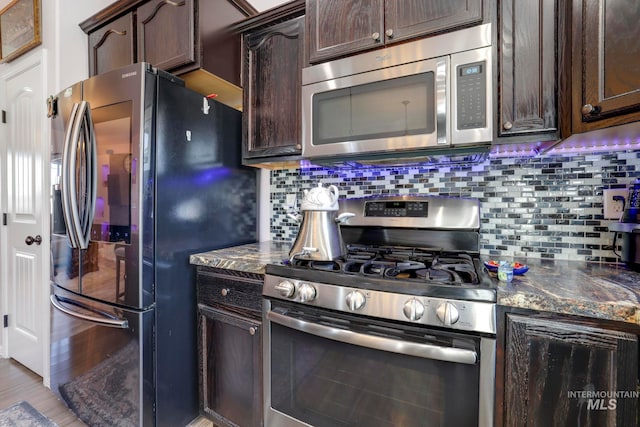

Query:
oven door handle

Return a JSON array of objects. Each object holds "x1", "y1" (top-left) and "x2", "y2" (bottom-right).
[{"x1": 267, "y1": 311, "x2": 478, "y2": 365}]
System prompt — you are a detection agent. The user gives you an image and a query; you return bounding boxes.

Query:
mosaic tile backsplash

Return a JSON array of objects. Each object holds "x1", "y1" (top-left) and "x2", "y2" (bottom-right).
[{"x1": 270, "y1": 150, "x2": 640, "y2": 263}]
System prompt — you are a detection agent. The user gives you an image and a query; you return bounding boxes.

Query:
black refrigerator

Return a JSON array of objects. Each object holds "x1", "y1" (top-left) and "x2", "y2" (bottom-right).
[{"x1": 49, "y1": 63, "x2": 256, "y2": 427}]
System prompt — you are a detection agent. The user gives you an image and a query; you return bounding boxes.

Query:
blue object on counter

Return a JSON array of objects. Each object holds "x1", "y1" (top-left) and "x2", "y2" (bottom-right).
[{"x1": 484, "y1": 260, "x2": 529, "y2": 275}]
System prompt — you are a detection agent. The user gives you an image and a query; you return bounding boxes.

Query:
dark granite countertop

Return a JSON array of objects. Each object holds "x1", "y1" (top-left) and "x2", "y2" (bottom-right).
[
  {"x1": 492, "y1": 257, "x2": 640, "y2": 325},
  {"x1": 190, "y1": 243, "x2": 640, "y2": 325},
  {"x1": 190, "y1": 241, "x2": 291, "y2": 275}
]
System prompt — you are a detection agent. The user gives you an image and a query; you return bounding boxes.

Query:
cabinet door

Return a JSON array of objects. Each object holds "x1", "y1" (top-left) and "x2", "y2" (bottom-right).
[
  {"x1": 137, "y1": 0, "x2": 195, "y2": 71},
  {"x1": 243, "y1": 16, "x2": 305, "y2": 160},
  {"x1": 88, "y1": 12, "x2": 135, "y2": 76},
  {"x1": 199, "y1": 305, "x2": 262, "y2": 427},
  {"x1": 384, "y1": 0, "x2": 482, "y2": 44},
  {"x1": 572, "y1": 0, "x2": 640, "y2": 132},
  {"x1": 504, "y1": 315, "x2": 638, "y2": 427},
  {"x1": 499, "y1": 0, "x2": 557, "y2": 136},
  {"x1": 307, "y1": 0, "x2": 483, "y2": 63},
  {"x1": 307, "y1": 0, "x2": 384, "y2": 63}
]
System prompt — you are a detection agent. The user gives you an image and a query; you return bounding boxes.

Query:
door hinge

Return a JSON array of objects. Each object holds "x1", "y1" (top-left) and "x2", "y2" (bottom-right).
[
  {"x1": 1, "y1": 110, "x2": 6, "y2": 124},
  {"x1": 2, "y1": 213, "x2": 6, "y2": 226},
  {"x1": 3, "y1": 315, "x2": 7, "y2": 328}
]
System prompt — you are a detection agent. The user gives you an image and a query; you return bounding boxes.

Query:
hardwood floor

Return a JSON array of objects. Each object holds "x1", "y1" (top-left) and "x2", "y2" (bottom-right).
[
  {"x1": 0, "y1": 357, "x2": 215, "y2": 427},
  {"x1": 0, "y1": 357, "x2": 86, "y2": 426}
]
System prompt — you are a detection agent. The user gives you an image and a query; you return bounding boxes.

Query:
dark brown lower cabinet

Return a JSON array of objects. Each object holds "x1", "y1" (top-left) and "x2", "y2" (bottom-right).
[
  {"x1": 503, "y1": 314, "x2": 638, "y2": 427},
  {"x1": 197, "y1": 268, "x2": 263, "y2": 427}
]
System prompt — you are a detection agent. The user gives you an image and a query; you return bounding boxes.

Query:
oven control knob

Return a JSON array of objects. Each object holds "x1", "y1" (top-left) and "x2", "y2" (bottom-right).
[
  {"x1": 436, "y1": 302, "x2": 460, "y2": 326},
  {"x1": 298, "y1": 283, "x2": 317, "y2": 302},
  {"x1": 345, "y1": 290, "x2": 366, "y2": 311},
  {"x1": 274, "y1": 280, "x2": 296, "y2": 298},
  {"x1": 403, "y1": 298, "x2": 425, "y2": 321}
]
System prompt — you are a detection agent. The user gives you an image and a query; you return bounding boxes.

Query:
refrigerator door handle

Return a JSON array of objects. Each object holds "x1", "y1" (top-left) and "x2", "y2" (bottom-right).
[
  {"x1": 50, "y1": 294, "x2": 129, "y2": 328},
  {"x1": 77, "y1": 101, "x2": 98, "y2": 249},
  {"x1": 61, "y1": 102, "x2": 82, "y2": 248},
  {"x1": 63, "y1": 101, "x2": 97, "y2": 250}
]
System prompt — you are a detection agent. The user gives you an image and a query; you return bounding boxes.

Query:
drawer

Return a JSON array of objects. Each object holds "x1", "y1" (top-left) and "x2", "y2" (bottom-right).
[{"x1": 197, "y1": 267, "x2": 263, "y2": 313}]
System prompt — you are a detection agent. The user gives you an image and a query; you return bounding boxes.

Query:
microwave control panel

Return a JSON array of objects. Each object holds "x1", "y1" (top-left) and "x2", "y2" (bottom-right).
[{"x1": 456, "y1": 61, "x2": 486, "y2": 130}]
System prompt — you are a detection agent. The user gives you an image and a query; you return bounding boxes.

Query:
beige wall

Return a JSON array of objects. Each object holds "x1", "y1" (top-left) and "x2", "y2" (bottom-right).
[
  {"x1": 0, "y1": 0, "x2": 112, "y2": 93},
  {"x1": 0, "y1": 0, "x2": 288, "y2": 91}
]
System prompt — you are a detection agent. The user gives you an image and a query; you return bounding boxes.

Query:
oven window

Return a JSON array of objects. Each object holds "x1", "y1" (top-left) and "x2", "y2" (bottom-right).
[
  {"x1": 270, "y1": 321, "x2": 480, "y2": 427},
  {"x1": 312, "y1": 73, "x2": 435, "y2": 145}
]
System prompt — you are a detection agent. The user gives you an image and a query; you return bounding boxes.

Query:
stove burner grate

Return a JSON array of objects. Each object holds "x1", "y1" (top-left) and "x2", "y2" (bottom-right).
[
  {"x1": 289, "y1": 259, "x2": 342, "y2": 271},
  {"x1": 290, "y1": 244, "x2": 482, "y2": 286}
]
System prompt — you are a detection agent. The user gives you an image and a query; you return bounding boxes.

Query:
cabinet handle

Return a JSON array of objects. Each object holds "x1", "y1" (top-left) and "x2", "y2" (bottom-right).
[
  {"x1": 295, "y1": 143, "x2": 301, "y2": 150},
  {"x1": 385, "y1": 29, "x2": 394, "y2": 38},
  {"x1": 581, "y1": 104, "x2": 601, "y2": 115},
  {"x1": 249, "y1": 327, "x2": 257, "y2": 335},
  {"x1": 503, "y1": 121, "x2": 513, "y2": 130},
  {"x1": 371, "y1": 32, "x2": 381, "y2": 42},
  {"x1": 221, "y1": 288, "x2": 229, "y2": 297}
]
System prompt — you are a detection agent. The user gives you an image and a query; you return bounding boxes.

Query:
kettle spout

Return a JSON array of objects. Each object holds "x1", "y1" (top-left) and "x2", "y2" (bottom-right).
[
  {"x1": 335, "y1": 212, "x2": 355, "y2": 223},
  {"x1": 287, "y1": 213, "x2": 302, "y2": 223}
]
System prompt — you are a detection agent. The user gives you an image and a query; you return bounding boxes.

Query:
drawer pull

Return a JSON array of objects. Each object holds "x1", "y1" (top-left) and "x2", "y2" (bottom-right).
[
  {"x1": 581, "y1": 103, "x2": 601, "y2": 115},
  {"x1": 249, "y1": 327, "x2": 257, "y2": 335},
  {"x1": 221, "y1": 288, "x2": 230, "y2": 297}
]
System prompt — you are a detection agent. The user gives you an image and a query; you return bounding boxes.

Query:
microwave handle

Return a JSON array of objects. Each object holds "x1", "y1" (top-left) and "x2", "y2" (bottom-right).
[{"x1": 435, "y1": 58, "x2": 448, "y2": 146}]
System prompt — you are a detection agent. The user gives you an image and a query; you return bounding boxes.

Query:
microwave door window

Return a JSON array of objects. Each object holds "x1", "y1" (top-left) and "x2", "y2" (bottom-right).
[
  {"x1": 314, "y1": 90, "x2": 352, "y2": 144},
  {"x1": 313, "y1": 73, "x2": 434, "y2": 146}
]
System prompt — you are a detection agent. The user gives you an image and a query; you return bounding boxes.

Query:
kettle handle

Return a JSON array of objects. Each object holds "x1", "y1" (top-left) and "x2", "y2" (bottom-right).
[{"x1": 329, "y1": 185, "x2": 339, "y2": 203}]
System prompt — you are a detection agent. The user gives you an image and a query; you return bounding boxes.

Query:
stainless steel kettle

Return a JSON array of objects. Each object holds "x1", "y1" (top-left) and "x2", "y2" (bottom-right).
[{"x1": 288, "y1": 184, "x2": 354, "y2": 262}]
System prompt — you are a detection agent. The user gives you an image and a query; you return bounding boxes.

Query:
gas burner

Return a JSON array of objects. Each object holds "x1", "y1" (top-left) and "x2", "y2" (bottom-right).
[
  {"x1": 343, "y1": 246, "x2": 479, "y2": 285},
  {"x1": 289, "y1": 259, "x2": 342, "y2": 271},
  {"x1": 287, "y1": 244, "x2": 483, "y2": 286},
  {"x1": 428, "y1": 253, "x2": 479, "y2": 284}
]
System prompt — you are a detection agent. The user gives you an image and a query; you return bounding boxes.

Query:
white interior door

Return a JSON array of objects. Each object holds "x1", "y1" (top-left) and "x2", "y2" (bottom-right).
[{"x1": 1, "y1": 52, "x2": 48, "y2": 376}]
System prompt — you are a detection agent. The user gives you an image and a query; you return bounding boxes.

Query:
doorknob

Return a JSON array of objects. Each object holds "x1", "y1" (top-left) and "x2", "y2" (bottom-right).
[{"x1": 25, "y1": 235, "x2": 42, "y2": 245}]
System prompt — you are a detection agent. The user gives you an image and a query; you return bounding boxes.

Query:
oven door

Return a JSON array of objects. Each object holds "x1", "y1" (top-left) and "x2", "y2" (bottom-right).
[{"x1": 264, "y1": 299, "x2": 494, "y2": 427}]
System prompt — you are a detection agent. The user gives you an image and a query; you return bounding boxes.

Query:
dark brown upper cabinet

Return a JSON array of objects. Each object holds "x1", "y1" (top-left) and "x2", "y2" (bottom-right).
[
  {"x1": 498, "y1": 0, "x2": 561, "y2": 140},
  {"x1": 239, "y1": 2, "x2": 306, "y2": 163},
  {"x1": 136, "y1": 0, "x2": 195, "y2": 72},
  {"x1": 502, "y1": 314, "x2": 638, "y2": 427},
  {"x1": 87, "y1": 12, "x2": 135, "y2": 77},
  {"x1": 570, "y1": 0, "x2": 640, "y2": 133},
  {"x1": 307, "y1": 0, "x2": 484, "y2": 63},
  {"x1": 81, "y1": 0, "x2": 256, "y2": 110}
]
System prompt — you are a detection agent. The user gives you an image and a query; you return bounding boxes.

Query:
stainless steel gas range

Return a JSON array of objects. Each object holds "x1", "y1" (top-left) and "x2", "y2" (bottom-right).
[{"x1": 263, "y1": 195, "x2": 496, "y2": 427}]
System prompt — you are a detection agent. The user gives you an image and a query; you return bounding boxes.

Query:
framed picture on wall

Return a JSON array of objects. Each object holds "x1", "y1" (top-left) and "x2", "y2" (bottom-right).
[{"x1": 0, "y1": 0, "x2": 41, "y2": 63}]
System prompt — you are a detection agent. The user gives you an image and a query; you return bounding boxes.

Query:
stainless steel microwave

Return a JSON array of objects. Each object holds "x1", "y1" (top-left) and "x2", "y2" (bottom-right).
[{"x1": 302, "y1": 24, "x2": 493, "y2": 160}]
